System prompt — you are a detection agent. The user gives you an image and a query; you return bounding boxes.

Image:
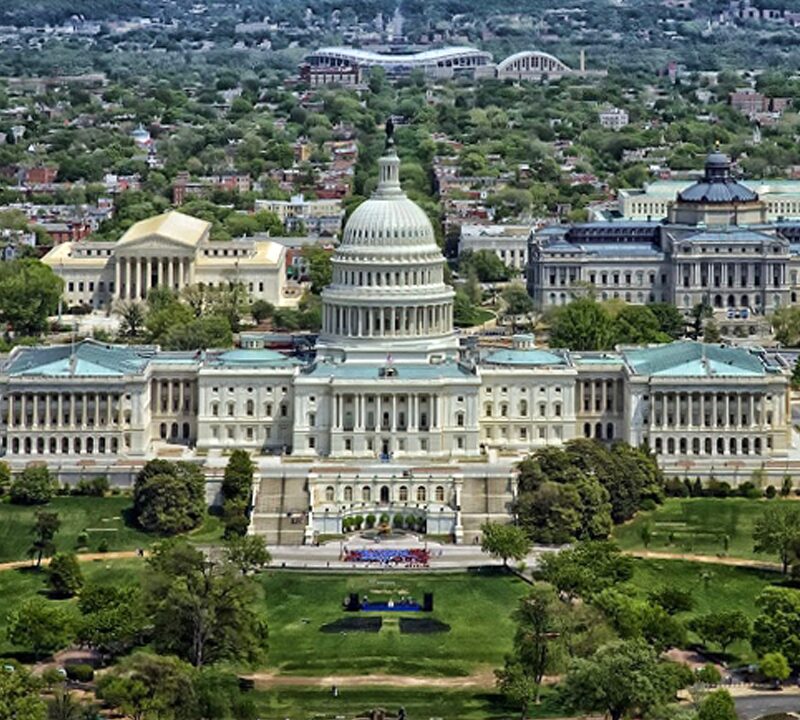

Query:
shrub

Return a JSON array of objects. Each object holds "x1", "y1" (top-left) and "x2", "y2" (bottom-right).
[
  {"x1": 696, "y1": 663, "x2": 722, "y2": 685},
  {"x1": 764, "y1": 485, "x2": 777, "y2": 499},
  {"x1": 379, "y1": 513, "x2": 390, "y2": 525},
  {"x1": 664, "y1": 478, "x2": 689, "y2": 497},
  {"x1": 365, "y1": 514, "x2": 376, "y2": 529},
  {"x1": 353, "y1": 515, "x2": 363, "y2": 530},
  {"x1": 76, "y1": 532, "x2": 89, "y2": 548},
  {"x1": 48, "y1": 553, "x2": 84, "y2": 598},
  {"x1": 97, "y1": 539, "x2": 109, "y2": 553},
  {"x1": 706, "y1": 480, "x2": 732, "y2": 498},
  {"x1": 393, "y1": 514, "x2": 404, "y2": 528},
  {"x1": 10, "y1": 466, "x2": 56, "y2": 505},
  {"x1": 639, "y1": 498, "x2": 657, "y2": 512},
  {"x1": 74, "y1": 476, "x2": 109, "y2": 497},
  {"x1": 737, "y1": 481, "x2": 761, "y2": 499},
  {"x1": 64, "y1": 663, "x2": 94, "y2": 682}
]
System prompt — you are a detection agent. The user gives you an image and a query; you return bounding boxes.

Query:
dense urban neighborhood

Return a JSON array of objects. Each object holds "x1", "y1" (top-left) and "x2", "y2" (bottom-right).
[{"x1": 0, "y1": 1, "x2": 800, "y2": 719}]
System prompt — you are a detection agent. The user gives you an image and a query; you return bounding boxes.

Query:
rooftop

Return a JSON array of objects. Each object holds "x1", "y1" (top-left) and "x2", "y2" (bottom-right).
[
  {"x1": 4, "y1": 340, "x2": 154, "y2": 377},
  {"x1": 117, "y1": 210, "x2": 210, "y2": 248},
  {"x1": 623, "y1": 342, "x2": 768, "y2": 378}
]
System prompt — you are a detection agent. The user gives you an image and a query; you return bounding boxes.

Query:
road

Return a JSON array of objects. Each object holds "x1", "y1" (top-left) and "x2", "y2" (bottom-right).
[{"x1": 734, "y1": 692, "x2": 800, "y2": 719}]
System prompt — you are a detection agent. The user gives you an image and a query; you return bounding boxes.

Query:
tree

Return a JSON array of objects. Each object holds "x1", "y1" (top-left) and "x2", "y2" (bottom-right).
[
  {"x1": 460, "y1": 249, "x2": 510, "y2": 283},
  {"x1": 703, "y1": 320, "x2": 722, "y2": 344},
  {"x1": 549, "y1": 298, "x2": 614, "y2": 351},
  {"x1": 760, "y1": 651, "x2": 791, "y2": 683},
  {"x1": 613, "y1": 305, "x2": 670, "y2": 345},
  {"x1": 133, "y1": 461, "x2": 206, "y2": 535},
  {"x1": 47, "y1": 687, "x2": 87, "y2": 720},
  {"x1": 698, "y1": 689, "x2": 737, "y2": 720},
  {"x1": 250, "y1": 299, "x2": 274, "y2": 324},
  {"x1": 0, "y1": 461, "x2": 11, "y2": 495},
  {"x1": 562, "y1": 639, "x2": 686, "y2": 720},
  {"x1": 224, "y1": 534, "x2": 271, "y2": 575},
  {"x1": 639, "y1": 524, "x2": 652, "y2": 549},
  {"x1": 302, "y1": 245, "x2": 333, "y2": 294},
  {"x1": 97, "y1": 652, "x2": 196, "y2": 720},
  {"x1": 753, "y1": 503, "x2": 800, "y2": 574},
  {"x1": 11, "y1": 466, "x2": 56, "y2": 505},
  {"x1": 0, "y1": 258, "x2": 63, "y2": 336},
  {"x1": 752, "y1": 587, "x2": 800, "y2": 669},
  {"x1": 116, "y1": 301, "x2": 146, "y2": 339},
  {"x1": 143, "y1": 539, "x2": 268, "y2": 667},
  {"x1": 6, "y1": 598, "x2": 72, "y2": 660},
  {"x1": 0, "y1": 663, "x2": 46, "y2": 720},
  {"x1": 221, "y1": 450, "x2": 254, "y2": 538},
  {"x1": 538, "y1": 541, "x2": 634, "y2": 602},
  {"x1": 649, "y1": 303, "x2": 685, "y2": 339},
  {"x1": 515, "y1": 481, "x2": 582, "y2": 544},
  {"x1": 495, "y1": 658, "x2": 540, "y2": 720},
  {"x1": 77, "y1": 584, "x2": 146, "y2": 660},
  {"x1": 501, "y1": 284, "x2": 534, "y2": 330},
  {"x1": 161, "y1": 315, "x2": 233, "y2": 350},
  {"x1": 688, "y1": 611, "x2": 751, "y2": 653},
  {"x1": 48, "y1": 553, "x2": 84, "y2": 598},
  {"x1": 29, "y1": 510, "x2": 60, "y2": 568},
  {"x1": 480, "y1": 522, "x2": 531, "y2": 568}
]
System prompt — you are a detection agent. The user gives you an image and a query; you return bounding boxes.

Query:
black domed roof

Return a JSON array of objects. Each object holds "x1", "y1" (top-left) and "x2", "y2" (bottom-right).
[{"x1": 677, "y1": 150, "x2": 758, "y2": 204}]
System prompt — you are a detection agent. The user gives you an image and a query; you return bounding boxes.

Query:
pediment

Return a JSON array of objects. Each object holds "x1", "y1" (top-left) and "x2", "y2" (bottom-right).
[{"x1": 115, "y1": 233, "x2": 197, "y2": 255}]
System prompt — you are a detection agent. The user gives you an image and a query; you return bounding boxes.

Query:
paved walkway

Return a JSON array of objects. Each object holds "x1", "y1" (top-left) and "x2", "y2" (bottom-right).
[
  {"x1": 0, "y1": 550, "x2": 144, "y2": 573},
  {"x1": 624, "y1": 549, "x2": 782, "y2": 572}
]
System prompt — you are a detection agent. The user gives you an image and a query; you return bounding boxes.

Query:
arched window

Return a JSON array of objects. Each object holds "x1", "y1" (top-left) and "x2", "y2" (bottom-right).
[
  {"x1": 606, "y1": 422, "x2": 614, "y2": 439},
  {"x1": 417, "y1": 486, "x2": 427, "y2": 502},
  {"x1": 484, "y1": 403, "x2": 492, "y2": 417},
  {"x1": 344, "y1": 486, "x2": 353, "y2": 502},
  {"x1": 456, "y1": 412, "x2": 464, "y2": 427},
  {"x1": 519, "y1": 400, "x2": 528, "y2": 416},
  {"x1": 399, "y1": 485, "x2": 408, "y2": 502},
  {"x1": 227, "y1": 402, "x2": 235, "y2": 416},
  {"x1": 362, "y1": 486, "x2": 371, "y2": 502},
  {"x1": 324, "y1": 485, "x2": 335, "y2": 502},
  {"x1": 435, "y1": 485, "x2": 445, "y2": 502},
  {"x1": 211, "y1": 402, "x2": 219, "y2": 417},
  {"x1": 246, "y1": 399, "x2": 254, "y2": 416},
  {"x1": 500, "y1": 403, "x2": 508, "y2": 417},
  {"x1": 583, "y1": 422, "x2": 591, "y2": 438},
  {"x1": 182, "y1": 422, "x2": 190, "y2": 439},
  {"x1": 380, "y1": 486, "x2": 390, "y2": 503},
  {"x1": 160, "y1": 422, "x2": 167, "y2": 439}
]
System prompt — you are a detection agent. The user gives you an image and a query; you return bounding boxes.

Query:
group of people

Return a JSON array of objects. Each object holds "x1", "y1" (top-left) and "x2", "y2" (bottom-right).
[{"x1": 342, "y1": 548, "x2": 430, "y2": 567}]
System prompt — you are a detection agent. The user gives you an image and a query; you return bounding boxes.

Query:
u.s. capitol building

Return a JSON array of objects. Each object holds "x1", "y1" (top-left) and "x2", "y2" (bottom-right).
[{"x1": 0, "y1": 140, "x2": 793, "y2": 543}]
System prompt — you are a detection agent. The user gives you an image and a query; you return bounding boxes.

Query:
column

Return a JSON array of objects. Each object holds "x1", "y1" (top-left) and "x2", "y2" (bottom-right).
[
  {"x1": 712, "y1": 394, "x2": 718, "y2": 427},
  {"x1": 107, "y1": 394, "x2": 113, "y2": 426},
  {"x1": 20, "y1": 394, "x2": 26, "y2": 428},
  {"x1": 411, "y1": 394, "x2": 418, "y2": 430},
  {"x1": 660, "y1": 393, "x2": 668, "y2": 429},
  {"x1": 69, "y1": 395, "x2": 76, "y2": 428},
  {"x1": 32, "y1": 394, "x2": 38, "y2": 427},
  {"x1": 168, "y1": 258, "x2": 174, "y2": 291},
  {"x1": 700, "y1": 393, "x2": 705, "y2": 427},
  {"x1": 157, "y1": 258, "x2": 164, "y2": 288},
  {"x1": 391, "y1": 395, "x2": 397, "y2": 431},
  {"x1": 95, "y1": 393, "x2": 100, "y2": 427},
  {"x1": 57, "y1": 395, "x2": 63, "y2": 427},
  {"x1": 45, "y1": 395, "x2": 52, "y2": 427},
  {"x1": 601, "y1": 382, "x2": 608, "y2": 414},
  {"x1": 115, "y1": 260, "x2": 121, "y2": 300},
  {"x1": 124, "y1": 258, "x2": 131, "y2": 300},
  {"x1": 724, "y1": 394, "x2": 731, "y2": 427},
  {"x1": 736, "y1": 394, "x2": 743, "y2": 428},
  {"x1": 376, "y1": 394, "x2": 383, "y2": 431},
  {"x1": 178, "y1": 382, "x2": 185, "y2": 413},
  {"x1": 167, "y1": 382, "x2": 174, "y2": 413},
  {"x1": 749, "y1": 394, "x2": 755, "y2": 427}
]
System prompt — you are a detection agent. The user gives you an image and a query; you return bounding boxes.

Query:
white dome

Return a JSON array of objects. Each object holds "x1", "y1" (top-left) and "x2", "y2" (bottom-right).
[{"x1": 342, "y1": 196, "x2": 436, "y2": 249}]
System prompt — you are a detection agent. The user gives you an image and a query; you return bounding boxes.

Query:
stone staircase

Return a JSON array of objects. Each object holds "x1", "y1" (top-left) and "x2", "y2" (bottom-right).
[{"x1": 250, "y1": 470, "x2": 309, "y2": 545}]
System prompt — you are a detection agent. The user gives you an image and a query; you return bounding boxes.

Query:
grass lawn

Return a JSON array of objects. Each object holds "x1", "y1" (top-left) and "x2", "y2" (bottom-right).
[
  {"x1": 251, "y1": 686, "x2": 565, "y2": 720},
  {"x1": 626, "y1": 558, "x2": 784, "y2": 663},
  {"x1": 0, "y1": 496, "x2": 223, "y2": 562},
  {"x1": 613, "y1": 497, "x2": 791, "y2": 560},
  {"x1": 0, "y1": 558, "x2": 146, "y2": 658},
  {"x1": 260, "y1": 570, "x2": 529, "y2": 677}
]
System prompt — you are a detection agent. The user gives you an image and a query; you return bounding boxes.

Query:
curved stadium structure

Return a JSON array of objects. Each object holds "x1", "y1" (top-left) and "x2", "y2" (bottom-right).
[{"x1": 305, "y1": 45, "x2": 493, "y2": 75}]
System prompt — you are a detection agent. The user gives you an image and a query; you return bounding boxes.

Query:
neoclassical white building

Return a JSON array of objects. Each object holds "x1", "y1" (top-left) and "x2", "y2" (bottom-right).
[
  {"x1": 0, "y1": 139, "x2": 794, "y2": 544},
  {"x1": 43, "y1": 211, "x2": 289, "y2": 310}
]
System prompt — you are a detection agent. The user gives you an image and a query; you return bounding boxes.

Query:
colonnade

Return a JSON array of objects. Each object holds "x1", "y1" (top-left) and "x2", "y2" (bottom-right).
[
  {"x1": 7, "y1": 391, "x2": 127, "y2": 429},
  {"x1": 579, "y1": 379, "x2": 623, "y2": 414},
  {"x1": 152, "y1": 380, "x2": 195, "y2": 415},
  {"x1": 651, "y1": 390, "x2": 774, "y2": 429},
  {"x1": 115, "y1": 256, "x2": 193, "y2": 300},
  {"x1": 323, "y1": 303, "x2": 453, "y2": 338},
  {"x1": 679, "y1": 261, "x2": 785, "y2": 290},
  {"x1": 331, "y1": 392, "x2": 442, "y2": 432}
]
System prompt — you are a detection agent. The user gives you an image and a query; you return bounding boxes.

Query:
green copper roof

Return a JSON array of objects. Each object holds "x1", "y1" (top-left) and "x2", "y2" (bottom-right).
[
  {"x1": 6, "y1": 340, "x2": 153, "y2": 377},
  {"x1": 205, "y1": 348, "x2": 299, "y2": 369},
  {"x1": 623, "y1": 342, "x2": 765, "y2": 378},
  {"x1": 307, "y1": 361, "x2": 473, "y2": 380},
  {"x1": 483, "y1": 348, "x2": 567, "y2": 366}
]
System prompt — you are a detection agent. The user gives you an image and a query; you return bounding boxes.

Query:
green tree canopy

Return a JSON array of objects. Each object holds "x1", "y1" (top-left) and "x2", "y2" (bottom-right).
[
  {"x1": 133, "y1": 460, "x2": 206, "y2": 535},
  {"x1": 6, "y1": 598, "x2": 72, "y2": 660},
  {"x1": 48, "y1": 552, "x2": 84, "y2": 598},
  {"x1": 480, "y1": 522, "x2": 531, "y2": 567},
  {"x1": 752, "y1": 503, "x2": 800, "y2": 574},
  {"x1": 0, "y1": 259, "x2": 63, "y2": 336},
  {"x1": 11, "y1": 466, "x2": 56, "y2": 505}
]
